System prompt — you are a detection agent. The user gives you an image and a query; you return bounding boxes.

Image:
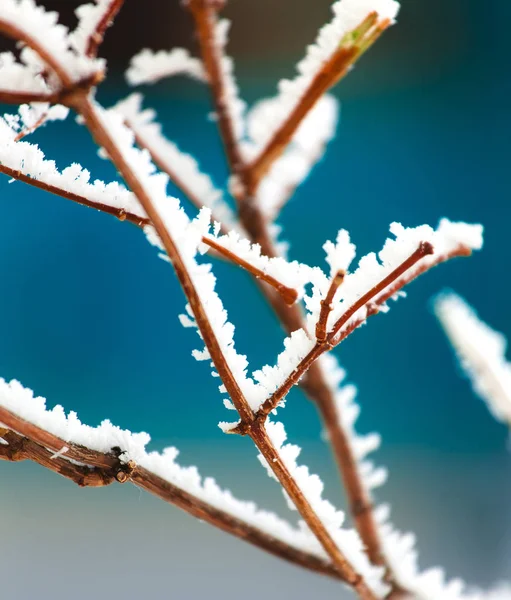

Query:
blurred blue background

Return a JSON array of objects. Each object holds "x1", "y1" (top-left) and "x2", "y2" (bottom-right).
[{"x1": 1, "y1": 0, "x2": 510, "y2": 598}]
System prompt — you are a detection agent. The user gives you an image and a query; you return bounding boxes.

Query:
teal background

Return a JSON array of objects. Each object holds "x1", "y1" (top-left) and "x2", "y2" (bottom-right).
[{"x1": 0, "y1": 0, "x2": 510, "y2": 598}]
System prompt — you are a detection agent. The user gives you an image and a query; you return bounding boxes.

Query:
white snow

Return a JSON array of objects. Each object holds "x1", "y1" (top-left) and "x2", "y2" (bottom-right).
[
  {"x1": 1, "y1": 0, "x2": 104, "y2": 85},
  {"x1": 435, "y1": 294, "x2": 511, "y2": 426},
  {"x1": 258, "y1": 418, "x2": 387, "y2": 596},
  {"x1": 126, "y1": 48, "x2": 206, "y2": 85},
  {"x1": 0, "y1": 111, "x2": 145, "y2": 219},
  {"x1": 248, "y1": 219, "x2": 483, "y2": 414},
  {"x1": 0, "y1": 51, "x2": 49, "y2": 96}
]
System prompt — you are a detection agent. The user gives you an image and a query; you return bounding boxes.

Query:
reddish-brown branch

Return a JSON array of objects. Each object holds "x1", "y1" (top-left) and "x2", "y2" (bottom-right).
[
  {"x1": 14, "y1": 111, "x2": 49, "y2": 141},
  {"x1": 0, "y1": 164, "x2": 149, "y2": 227},
  {"x1": 316, "y1": 270, "x2": 345, "y2": 342},
  {"x1": 186, "y1": 0, "x2": 245, "y2": 175},
  {"x1": 0, "y1": 90, "x2": 57, "y2": 105},
  {"x1": 243, "y1": 14, "x2": 391, "y2": 194},
  {"x1": 85, "y1": 0, "x2": 125, "y2": 58},
  {"x1": 334, "y1": 245, "x2": 473, "y2": 346},
  {"x1": 0, "y1": 412, "x2": 341, "y2": 581}
]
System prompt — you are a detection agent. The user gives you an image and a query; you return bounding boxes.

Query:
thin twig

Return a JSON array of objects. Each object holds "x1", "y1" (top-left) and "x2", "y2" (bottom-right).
[
  {"x1": 186, "y1": 0, "x2": 245, "y2": 175},
  {"x1": 71, "y1": 93, "x2": 255, "y2": 425},
  {"x1": 0, "y1": 412, "x2": 341, "y2": 581},
  {"x1": 204, "y1": 236, "x2": 298, "y2": 305},
  {"x1": 329, "y1": 242, "x2": 434, "y2": 340},
  {"x1": 316, "y1": 270, "x2": 345, "y2": 342},
  {"x1": 85, "y1": 0, "x2": 125, "y2": 58}
]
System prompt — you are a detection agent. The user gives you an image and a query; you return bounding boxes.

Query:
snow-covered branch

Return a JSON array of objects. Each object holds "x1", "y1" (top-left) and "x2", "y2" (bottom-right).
[
  {"x1": 435, "y1": 294, "x2": 511, "y2": 426},
  {"x1": 0, "y1": 1, "x2": 507, "y2": 598},
  {"x1": 245, "y1": 94, "x2": 339, "y2": 219},
  {"x1": 242, "y1": 0, "x2": 400, "y2": 194},
  {"x1": 0, "y1": 378, "x2": 342, "y2": 580}
]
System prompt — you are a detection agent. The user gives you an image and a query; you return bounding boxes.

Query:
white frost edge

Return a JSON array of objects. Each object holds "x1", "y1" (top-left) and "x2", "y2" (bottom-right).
[
  {"x1": 0, "y1": 112, "x2": 145, "y2": 219},
  {"x1": 205, "y1": 226, "x2": 326, "y2": 301},
  {"x1": 126, "y1": 48, "x2": 206, "y2": 86},
  {"x1": 435, "y1": 293, "x2": 511, "y2": 426},
  {"x1": 259, "y1": 418, "x2": 387, "y2": 596}
]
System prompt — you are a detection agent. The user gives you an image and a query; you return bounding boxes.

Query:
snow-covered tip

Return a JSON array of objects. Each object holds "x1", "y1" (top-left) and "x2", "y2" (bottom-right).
[
  {"x1": 126, "y1": 48, "x2": 206, "y2": 86},
  {"x1": 251, "y1": 0, "x2": 399, "y2": 150},
  {"x1": 324, "y1": 228, "x2": 357, "y2": 277},
  {"x1": 0, "y1": 0, "x2": 104, "y2": 85},
  {"x1": 435, "y1": 294, "x2": 511, "y2": 427}
]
